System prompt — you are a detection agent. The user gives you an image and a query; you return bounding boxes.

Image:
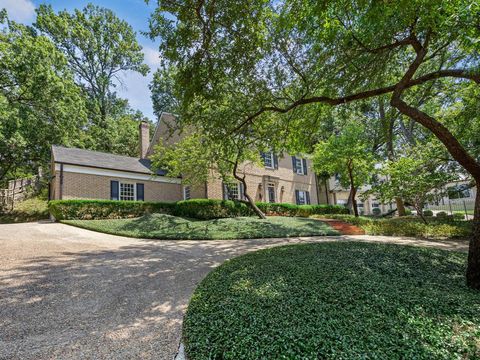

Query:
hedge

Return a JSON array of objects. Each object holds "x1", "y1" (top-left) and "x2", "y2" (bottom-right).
[
  {"x1": 48, "y1": 200, "x2": 176, "y2": 220},
  {"x1": 49, "y1": 199, "x2": 349, "y2": 220}
]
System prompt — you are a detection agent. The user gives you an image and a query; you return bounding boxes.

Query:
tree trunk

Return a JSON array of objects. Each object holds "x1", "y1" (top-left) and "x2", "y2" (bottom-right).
[
  {"x1": 350, "y1": 186, "x2": 359, "y2": 217},
  {"x1": 467, "y1": 181, "x2": 480, "y2": 288},
  {"x1": 232, "y1": 162, "x2": 266, "y2": 219},
  {"x1": 395, "y1": 197, "x2": 406, "y2": 216}
]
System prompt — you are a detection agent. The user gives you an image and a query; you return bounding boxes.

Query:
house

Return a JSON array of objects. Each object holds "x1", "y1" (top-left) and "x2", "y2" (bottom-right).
[{"x1": 50, "y1": 113, "x2": 326, "y2": 205}]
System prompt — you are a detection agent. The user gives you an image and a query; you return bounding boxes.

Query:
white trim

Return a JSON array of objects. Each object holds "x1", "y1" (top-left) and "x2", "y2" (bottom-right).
[
  {"x1": 54, "y1": 163, "x2": 181, "y2": 184},
  {"x1": 120, "y1": 182, "x2": 136, "y2": 201}
]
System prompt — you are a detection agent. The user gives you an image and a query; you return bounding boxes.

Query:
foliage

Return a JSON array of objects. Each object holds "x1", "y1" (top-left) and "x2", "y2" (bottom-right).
[
  {"x1": 63, "y1": 214, "x2": 339, "y2": 240},
  {"x1": 313, "y1": 214, "x2": 472, "y2": 239},
  {"x1": 372, "y1": 207, "x2": 381, "y2": 216},
  {"x1": 369, "y1": 154, "x2": 455, "y2": 222},
  {"x1": 0, "y1": 14, "x2": 86, "y2": 184},
  {"x1": 48, "y1": 200, "x2": 176, "y2": 220},
  {"x1": 35, "y1": 3, "x2": 149, "y2": 152},
  {"x1": 183, "y1": 242, "x2": 480, "y2": 359},
  {"x1": 423, "y1": 209, "x2": 434, "y2": 217},
  {"x1": 0, "y1": 197, "x2": 49, "y2": 224},
  {"x1": 49, "y1": 199, "x2": 349, "y2": 221}
]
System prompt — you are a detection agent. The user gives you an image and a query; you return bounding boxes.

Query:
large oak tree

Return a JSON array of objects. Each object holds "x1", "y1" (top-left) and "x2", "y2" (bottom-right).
[{"x1": 149, "y1": 0, "x2": 480, "y2": 288}]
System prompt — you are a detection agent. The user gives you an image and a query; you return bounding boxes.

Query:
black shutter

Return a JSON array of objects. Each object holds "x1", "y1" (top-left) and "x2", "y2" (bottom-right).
[
  {"x1": 260, "y1": 152, "x2": 266, "y2": 166},
  {"x1": 239, "y1": 183, "x2": 245, "y2": 200},
  {"x1": 273, "y1": 154, "x2": 279, "y2": 169},
  {"x1": 111, "y1": 180, "x2": 119, "y2": 200},
  {"x1": 306, "y1": 191, "x2": 311, "y2": 205},
  {"x1": 136, "y1": 183, "x2": 144, "y2": 201},
  {"x1": 292, "y1": 156, "x2": 297, "y2": 173},
  {"x1": 222, "y1": 182, "x2": 228, "y2": 200},
  {"x1": 295, "y1": 189, "x2": 300, "y2": 205},
  {"x1": 302, "y1": 159, "x2": 308, "y2": 175}
]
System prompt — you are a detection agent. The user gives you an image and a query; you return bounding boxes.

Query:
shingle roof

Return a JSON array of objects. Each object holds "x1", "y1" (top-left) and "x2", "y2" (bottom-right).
[{"x1": 51, "y1": 146, "x2": 168, "y2": 176}]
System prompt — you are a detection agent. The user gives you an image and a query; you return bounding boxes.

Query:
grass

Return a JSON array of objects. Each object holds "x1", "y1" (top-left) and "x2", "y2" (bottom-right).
[
  {"x1": 63, "y1": 213, "x2": 339, "y2": 240},
  {"x1": 183, "y1": 242, "x2": 480, "y2": 359},
  {"x1": 0, "y1": 197, "x2": 49, "y2": 224},
  {"x1": 313, "y1": 214, "x2": 472, "y2": 239}
]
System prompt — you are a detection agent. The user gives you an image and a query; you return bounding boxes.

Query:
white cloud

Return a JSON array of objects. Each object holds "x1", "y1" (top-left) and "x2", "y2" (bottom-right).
[
  {"x1": 0, "y1": 0, "x2": 36, "y2": 23},
  {"x1": 143, "y1": 46, "x2": 161, "y2": 69}
]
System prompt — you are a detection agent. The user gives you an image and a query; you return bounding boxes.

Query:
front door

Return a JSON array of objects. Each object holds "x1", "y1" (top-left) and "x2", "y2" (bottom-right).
[{"x1": 267, "y1": 183, "x2": 275, "y2": 203}]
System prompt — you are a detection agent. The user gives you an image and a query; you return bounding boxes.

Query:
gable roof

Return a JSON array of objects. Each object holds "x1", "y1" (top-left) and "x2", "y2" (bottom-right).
[{"x1": 51, "y1": 145, "x2": 168, "y2": 176}]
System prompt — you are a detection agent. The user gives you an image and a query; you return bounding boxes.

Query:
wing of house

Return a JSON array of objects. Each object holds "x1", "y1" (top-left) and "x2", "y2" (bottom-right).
[{"x1": 50, "y1": 113, "x2": 329, "y2": 205}]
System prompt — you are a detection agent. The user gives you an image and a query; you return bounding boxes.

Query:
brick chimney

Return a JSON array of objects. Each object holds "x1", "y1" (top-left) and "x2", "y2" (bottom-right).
[{"x1": 139, "y1": 121, "x2": 150, "y2": 158}]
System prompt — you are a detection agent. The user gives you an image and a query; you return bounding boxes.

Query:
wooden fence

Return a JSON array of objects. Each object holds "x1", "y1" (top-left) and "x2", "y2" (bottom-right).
[{"x1": 0, "y1": 177, "x2": 39, "y2": 211}]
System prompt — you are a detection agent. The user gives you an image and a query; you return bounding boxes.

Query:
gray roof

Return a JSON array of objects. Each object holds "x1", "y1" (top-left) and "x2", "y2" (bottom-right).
[{"x1": 52, "y1": 146, "x2": 168, "y2": 176}]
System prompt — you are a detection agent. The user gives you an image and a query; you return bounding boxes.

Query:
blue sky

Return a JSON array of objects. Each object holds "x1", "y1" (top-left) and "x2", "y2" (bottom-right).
[{"x1": 0, "y1": 0, "x2": 161, "y2": 120}]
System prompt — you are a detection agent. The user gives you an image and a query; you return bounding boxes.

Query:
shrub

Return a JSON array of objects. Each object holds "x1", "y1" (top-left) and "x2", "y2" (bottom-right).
[
  {"x1": 423, "y1": 209, "x2": 433, "y2": 217},
  {"x1": 404, "y1": 209, "x2": 412, "y2": 215},
  {"x1": 50, "y1": 199, "x2": 350, "y2": 220},
  {"x1": 48, "y1": 200, "x2": 176, "y2": 220},
  {"x1": 453, "y1": 213, "x2": 465, "y2": 220},
  {"x1": 173, "y1": 199, "x2": 253, "y2": 219},
  {"x1": 257, "y1": 202, "x2": 349, "y2": 217},
  {"x1": 372, "y1": 207, "x2": 381, "y2": 216},
  {"x1": 436, "y1": 211, "x2": 448, "y2": 218}
]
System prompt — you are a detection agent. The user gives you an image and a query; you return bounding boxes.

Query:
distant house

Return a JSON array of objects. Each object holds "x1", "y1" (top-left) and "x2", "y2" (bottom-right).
[{"x1": 50, "y1": 113, "x2": 327, "y2": 205}]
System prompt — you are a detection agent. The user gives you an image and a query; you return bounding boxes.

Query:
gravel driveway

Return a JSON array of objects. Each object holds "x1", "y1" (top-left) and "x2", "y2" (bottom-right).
[{"x1": 0, "y1": 221, "x2": 468, "y2": 360}]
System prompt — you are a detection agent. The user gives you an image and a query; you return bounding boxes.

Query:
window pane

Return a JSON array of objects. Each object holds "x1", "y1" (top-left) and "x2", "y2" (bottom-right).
[
  {"x1": 298, "y1": 190, "x2": 306, "y2": 205},
  {"x1": 226, "y1": 183, "x2": 240, "y2": 200},
  {"x1": 295, "y1": 158, "x2": 303, "y2": 174},
  {"x1": 184, "y1": 186, "x2": 191, "y2": 200},
  {"x1": 264, "y1": 152, "x2": 274, "y2": 168},
  {"x1": 120, "y1": 183, "x2": 135, "y2": 201}
]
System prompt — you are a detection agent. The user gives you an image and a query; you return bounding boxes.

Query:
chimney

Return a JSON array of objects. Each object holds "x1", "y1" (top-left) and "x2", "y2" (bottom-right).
[{"x1": 139, "y1": 121, "x2": 150, "y2": 158}]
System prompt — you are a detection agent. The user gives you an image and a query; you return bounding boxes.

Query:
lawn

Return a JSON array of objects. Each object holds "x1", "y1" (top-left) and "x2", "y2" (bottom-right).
[
  {"x1": 184, "y1": 242, "x2": 480, "y2": 359},
  {"x1": 0, "y1": 197, "x2": 49, "y2": 224},
  {"x1": 313, "y1": 214, "x2": 472, "y2": 239},
  {"x1": 63, "y1": 213, "x2": 339, "y2": 239}
]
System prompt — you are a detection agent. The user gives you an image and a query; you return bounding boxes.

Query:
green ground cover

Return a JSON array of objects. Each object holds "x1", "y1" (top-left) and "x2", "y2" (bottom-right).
[
  {"x1": 184, "y1": 242, "x2": 480, "y2": 359},
  {"x1": 63, "y1": 213, "x2": 339, "y2": 240}
]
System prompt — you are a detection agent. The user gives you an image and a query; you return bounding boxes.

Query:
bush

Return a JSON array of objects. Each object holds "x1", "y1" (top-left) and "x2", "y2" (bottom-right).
[
  {"x1": 436, "y1": 211, "x2": 448, "y2": 218},
  {"x1": 453, "y1": 213, "x2": 465, "y2": 220},
  {"x1": 49, "y1": 199, "x2": 350, "y2": 221},
  {"x1": 312, "y1": 214, "x2": 472, "y2": 239},
  {"x1": 404, "y1": 209, "x2": 413, "y2": 215},
  {"x1": 174, "y1": 199, "x2": 253, "y2": 219},
  {"x1": 48, "y1": 200, "x2": 176, "y2": 220},
  {"x1": 423, "y1": 209, "x2": 433, "y2": 217},
  {"x1": 372, "y1": 207, "x2": 381, "y2": 216},
  {"x1": 257, "y1": 202, "x2": 349, "y2": 217}
]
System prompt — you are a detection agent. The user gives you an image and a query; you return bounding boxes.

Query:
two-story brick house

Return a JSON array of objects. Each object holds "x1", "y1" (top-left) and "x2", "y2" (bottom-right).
[{"x1": 50, "y1": 112, "x2": 326, "y2": 205}]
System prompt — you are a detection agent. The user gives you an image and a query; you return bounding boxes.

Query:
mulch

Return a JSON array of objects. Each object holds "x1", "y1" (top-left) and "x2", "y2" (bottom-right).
[{"x1": 320, "y1": 219, "x2": 365, "y2": 235}]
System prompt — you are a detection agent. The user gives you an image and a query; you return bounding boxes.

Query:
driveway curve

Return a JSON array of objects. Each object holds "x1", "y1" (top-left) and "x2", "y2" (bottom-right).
[{"x1": 0, "y1": 221, "x2": 468, "y2": 360}]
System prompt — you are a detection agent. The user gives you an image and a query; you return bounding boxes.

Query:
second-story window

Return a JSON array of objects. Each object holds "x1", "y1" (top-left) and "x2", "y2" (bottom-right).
[
  {"x1": 292, "y1": 156, "x2": 307, "y2": 175},
  {"x1": 262, "y1": 152, "x2": 275, "y2": 169}
]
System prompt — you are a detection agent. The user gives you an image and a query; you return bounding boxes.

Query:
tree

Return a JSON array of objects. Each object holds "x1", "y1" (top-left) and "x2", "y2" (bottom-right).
[
  {"x1": 370, "y1": 155, "x2": 454, "y2": 224},
  {"x1": 35, "y1": 4, "x2": 149, "y2": 151},
  {"x1": 313, "y1": 121, "x2": 375, "y2": 217},
  {"x1": 150, "y1": 131, "x2": 267, "y2": 218},
  {"x1": 149, "y1": 0, "x2": 480, "y2": 288},
  {"x1": 0, "y1": 12, "x2": 86, "y2": 184}
]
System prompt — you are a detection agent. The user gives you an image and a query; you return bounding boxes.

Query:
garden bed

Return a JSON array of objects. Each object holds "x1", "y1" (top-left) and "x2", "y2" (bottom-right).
[
  {"x1": 183, "y1": 242, "x2": 480, "y2": 359},
  {"x1": 63, "y1": 214, "x2": 339, "y2": 240}
]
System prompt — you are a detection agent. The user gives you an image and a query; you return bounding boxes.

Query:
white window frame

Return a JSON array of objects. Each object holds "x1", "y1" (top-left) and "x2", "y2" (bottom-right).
[
  {"x1": 263, "y1": 152, "x2": 275, "y2": 169},
  {"x1": 120, "y1": 182, "x2": 136, "y2": 201},
  {"x1": 183, "y1": 186, "x2": 191, "y2": 200},
  {"x1": 295, "y1": 158, "x2": 305, "y2": 175},
  {"x1": 226, "y1": 183, "x2": 241, "y2": 200},
  {"x1": 297, "y1": 190, "x2": 307, "y2": 205}
]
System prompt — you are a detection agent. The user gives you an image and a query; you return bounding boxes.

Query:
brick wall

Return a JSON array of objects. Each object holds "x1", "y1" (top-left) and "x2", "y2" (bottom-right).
[
  {"x1": 206, "y1": 155, "x2": 320, "y2": 204},
  {"x1": 52, "y1": 170, "x2": 182, "y2": 202}
]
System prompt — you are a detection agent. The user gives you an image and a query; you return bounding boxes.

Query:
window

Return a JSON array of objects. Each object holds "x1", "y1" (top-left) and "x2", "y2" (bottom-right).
[
  {"x1": 292, "y1": 156, "x2": 307, "y2": 175},
  {"x1": 295, "y1": 190, "x2": 310, "y2": 205},
  {"x1": 225, "y1": 182, "x2": 242, "y2": 200},
  {"x1": 183, "y1": 186, "x2": 191, "y2": 200},
  {"x1": 267, "y1": 183, "x2": 275, "y2": 203},
  {"x1": 262, "y1": 152, "x2": 275, "y2": 169},
  {"x1": 120, "y1": 183, "x2": 135, "y2": 201}
]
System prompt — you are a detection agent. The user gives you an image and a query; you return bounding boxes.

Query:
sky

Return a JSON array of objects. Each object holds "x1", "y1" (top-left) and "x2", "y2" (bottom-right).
[{"x1": 0, "y1": 0, "x2": 161, "y2": 120}]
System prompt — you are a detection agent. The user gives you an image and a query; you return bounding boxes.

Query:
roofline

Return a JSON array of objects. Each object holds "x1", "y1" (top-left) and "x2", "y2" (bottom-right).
[
  {"x1": 147, "y1": 111, "x2": 178, "y2": 155},
  {"x1": 52, "y1": 161, "x2": 173, "y2": 177}
]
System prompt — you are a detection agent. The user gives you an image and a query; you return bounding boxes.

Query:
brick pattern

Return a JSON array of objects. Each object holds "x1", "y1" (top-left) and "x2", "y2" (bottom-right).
[
  {"x1": 206, "y1": 156, "x2": 320, "y2": 204},
  {"x1": 51, "y1": 171, "x2": 182, "y2": 202}
]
